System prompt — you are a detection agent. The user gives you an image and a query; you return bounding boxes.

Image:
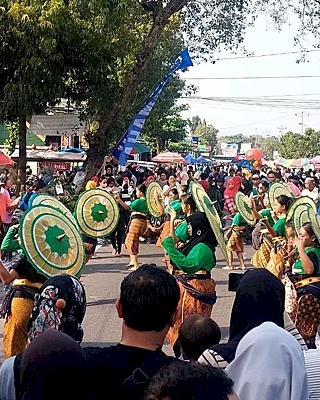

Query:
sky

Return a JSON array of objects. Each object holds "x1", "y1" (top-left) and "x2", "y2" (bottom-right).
[{"x1": 179, "y1": 16, "x2": 320, "y2": 138}]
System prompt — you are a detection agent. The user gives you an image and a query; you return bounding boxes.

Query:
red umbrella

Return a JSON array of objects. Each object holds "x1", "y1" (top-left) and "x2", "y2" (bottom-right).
[
  {"x1": 0, "y1": 151, "x2": 15, "y2": 167},
  {"x1": 152, "y1": 151, "x2": 186, "y2": 164}
]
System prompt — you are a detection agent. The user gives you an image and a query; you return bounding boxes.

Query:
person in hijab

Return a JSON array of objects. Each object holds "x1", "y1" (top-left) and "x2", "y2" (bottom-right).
[
  {"x1": 198, "y1": 269, "x2": 306, "y2": 368},
  {"x1": 223, "y1": 177, "x2": 241, "y2": 225},
  {"x1": 18, "y1": 329, "x2": 89, "y2": 400},
  {"x1": 304, "y1": 349, "x2": 320, "y2": 399},
  {"x1": 162, "y1": 210, "x2": 217, "y2": 357},
  {"x1": 226, "y1": 322, "x2": 309, "y2": 400},
  {"x1": 0, "y1": 274, "x2": 87, "y2": 400}
]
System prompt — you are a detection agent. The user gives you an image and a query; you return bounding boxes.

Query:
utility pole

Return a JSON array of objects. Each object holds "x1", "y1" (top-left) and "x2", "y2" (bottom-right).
[
  {"x1": 295, "y1": 112, "x2": 309, "y2": 135},
  {"x1": 277, "y1": 125, "x2": 287, "y2": 135}
]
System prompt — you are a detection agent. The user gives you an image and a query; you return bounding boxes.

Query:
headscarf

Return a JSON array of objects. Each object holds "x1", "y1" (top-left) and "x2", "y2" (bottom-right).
[
  {"x1": 224, "y1": 177, "x2": 241, "y2": 199},
  {"x1": 211, "y1": 269, "x2": 285, "y2": 362},
  {"x1": 28, "y1": 275, "x2": 86, "y2": 343},
  {"x1": 180, "y1": 211, "x2": 217, "y2": 256},
  {"x1": 226, "y1": 322, "x2": 309, "y2": 400},
  {"x1": 18, "y1": 330, "x2": 89, "y2": 400}
]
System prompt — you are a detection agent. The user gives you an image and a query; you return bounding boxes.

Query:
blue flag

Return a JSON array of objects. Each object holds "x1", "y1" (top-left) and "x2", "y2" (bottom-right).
[{"x1": 113, "y1": 48, "x2": 193, "y2": 165}]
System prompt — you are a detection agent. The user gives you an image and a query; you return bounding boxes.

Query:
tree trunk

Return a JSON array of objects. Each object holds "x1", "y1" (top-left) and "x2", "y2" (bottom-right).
[
  {"x1": 17, "y1": 115, "x2": 27, "y2": 191},
  {"x1": 85, "y1": 0, "x2": 188, "y2": 174},
  {"x1": 85, "y1": 143, "x2": 107, "y2": 180}
]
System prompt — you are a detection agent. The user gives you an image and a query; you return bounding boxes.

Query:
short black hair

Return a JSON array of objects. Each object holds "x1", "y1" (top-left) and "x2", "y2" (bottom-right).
[
  {"x1": 170, "y1": 188, "x2": 179, "y2": 196},
  {"x1": 144, "y1": 362, "x2": 234, "y2": 400},
  {"x1": 259, "y1": 181, "x2": 269, "y2": 190},
  {"x1": 200, "y1": 173, "x2": 208, "y2": 180},
  {"x1": 120, "y1": 264, "x2": 180, "y2": 331},
  {"x1": 32, "y1": 179, "x2": 46, "y2": 191},
  {"x1": 178, "y1": 315, "x2": 221, "y2": 361}
]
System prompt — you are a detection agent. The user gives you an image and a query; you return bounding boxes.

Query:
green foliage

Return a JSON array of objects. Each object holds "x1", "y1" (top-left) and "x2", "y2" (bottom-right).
[
  {"x1": 188, "y1": 116, "x2": 218, "y2": 152},
  {"x1": 4, "y1": 122, "x2": 19, "y2": 155},
  {"x1": 168, "y1": 140, "x2": 193, "y2": 153},
  {"x1": 279, "y1": 132, "x2": 305, "y2": 158},
  {"x1": 279, "y1": 128, "x2": 320, "y2": 159}
]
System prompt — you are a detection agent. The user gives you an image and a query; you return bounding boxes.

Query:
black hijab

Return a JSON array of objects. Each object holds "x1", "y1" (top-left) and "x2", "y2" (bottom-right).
[
  {"x1": 181, "y1": 211, "x2": 217, "y2": 256},
  {"x1": 18, "y1": 330, "x2": 88, "y2": 400},
  {"x1": 211, "y1": 269, "x2": 285, "y2": 363}
]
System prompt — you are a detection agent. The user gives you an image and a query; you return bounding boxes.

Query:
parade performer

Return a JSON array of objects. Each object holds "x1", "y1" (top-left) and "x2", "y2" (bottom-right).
[
  {"x1": 251, "y1": 195, "x2": 292, "y2": 268},
  {"x1": 284, "y1": 222, "x2": 320, "y2": 348},
  {"x1": 162, "y1": 210, "x2": 217, "y2": 356},
  {"x1": 224, "y1": 213, "x2": 246, "y2": 270},
  {"x1": 115, "y1": 184, "x2": 148, "y2": 270},
  {"x1": 0, "y1": 256, "x2": 46, "y2": 358}
]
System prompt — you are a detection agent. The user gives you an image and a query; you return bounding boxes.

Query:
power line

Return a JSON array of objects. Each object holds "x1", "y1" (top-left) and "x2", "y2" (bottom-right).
[
  {"x1": 212, "y1": 49, "x2": 320, "y2": 61},
  {"x1": 182, "y1": 96, "x2": 320, "y2": 110},
  {"x1": 219, "y1": 116, "x2": 285, "y2": 130},
  {"x1": 184, "y1": 75, "x2": 320, "y2": 80}
]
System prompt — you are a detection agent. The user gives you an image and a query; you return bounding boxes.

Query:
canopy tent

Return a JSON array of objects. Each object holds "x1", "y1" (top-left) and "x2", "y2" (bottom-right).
[
  {"x1": 195, "y1": 155, "x2": 211, "y2": 164},
  {"x1": 274, "y1": 157, "x2": 309, "y2": 168},
  {"x1": 130, "y1": 142, "x2": 151, "y2": 155},
  {"x1": 152, "y1": 151, "x2": 185, "y2": 163},
  {"x1": 10, "y1": 148, "x2": 87, "y2": 162},
  {"x1": 184, "y1": 154, "x2": 197, "y2": 164},
  {"x1": 310, "y1": 156, "x2": 320, "y2": 165},
  {"x1": 0, "y1": 150, "x2": 15, "y2": 167}
]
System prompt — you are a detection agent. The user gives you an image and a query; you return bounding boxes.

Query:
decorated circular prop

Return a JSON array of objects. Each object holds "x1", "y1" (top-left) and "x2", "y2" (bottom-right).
[
  {"x1": 235, "y1": 192, "x2": 256, "y2": 226},
  {"x1": 75, "y1": 189, "x2": 119, "y2": 238},
  {"x1": 292, "y1": 204, "x2": 312, "y2": 236},
  {"x1": 30, "y1": 194, "x2": 77, "y2": 226},
  {"x1": 189, "y1": 181, "x2": 228, "y2": 265},
  {"x1": 269, "y1": 183, "x2": 293, "y2": 211},
  {"x1": 189, "y1": 181, "x2": 222, "y2": 228},
  {"x1": 308, "y1": 208, "x2": 320, "y2": 243},
  {"x1": 286, "y1": 196, "x2": 317, "y2": 222},
  {"x1": 20, "y1": 205, "x2": 85, "y2": 278},
  {"x1": 202, "y1": 196, "x2": 230, "y2": 266},
  {"x1": 146, "y1": 182, "x2": 164, "y2": 218}
]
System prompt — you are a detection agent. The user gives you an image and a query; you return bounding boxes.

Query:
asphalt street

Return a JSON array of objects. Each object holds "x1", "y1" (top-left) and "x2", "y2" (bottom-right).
[{"x1": 0, "y1": 243, "x2": 254, "y2": 362}]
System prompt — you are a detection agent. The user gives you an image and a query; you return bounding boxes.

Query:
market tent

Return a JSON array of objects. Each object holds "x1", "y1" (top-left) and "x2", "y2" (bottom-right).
[
  {"x1": 274, "y1": 157, "x2": 309, "y2": 168},
  {"x1": 310, "y1": 156, "x2": 320, "y2": 165},
  {"x1": 184, "y1": 154, "x2": 197, "y2": 164},
  {"x1": 152, "y1": 151, "x2": 185, "y2": 163},
  {"x1": 196, "y1": 156, "x2": 211, "y2": 164},
  {"x1": 0, "y1": 150, "x2": 15, "y2": 167},
  {"x1": 130, "y1": 142, "x2": 151, "y2": 155}
]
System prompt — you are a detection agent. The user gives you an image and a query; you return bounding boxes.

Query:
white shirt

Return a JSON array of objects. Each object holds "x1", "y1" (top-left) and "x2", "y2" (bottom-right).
[{"x1": 301, "y1": 188, "x2": 319, "y2": 202}]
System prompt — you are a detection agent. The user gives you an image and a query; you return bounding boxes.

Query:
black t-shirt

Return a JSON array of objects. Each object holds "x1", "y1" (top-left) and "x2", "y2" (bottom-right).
[{"x1": 83, "y1": 344, "x2": 174, "y2": 400}]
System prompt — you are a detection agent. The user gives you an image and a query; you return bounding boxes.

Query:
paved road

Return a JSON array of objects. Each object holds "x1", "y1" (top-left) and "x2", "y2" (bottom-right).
[{"x1": 0, "y1": 243, "x2": 253, "y2": 362}]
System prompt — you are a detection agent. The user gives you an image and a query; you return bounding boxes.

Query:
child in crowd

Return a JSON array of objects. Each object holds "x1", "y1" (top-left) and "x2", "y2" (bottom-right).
[{"x1": 177, "y1": 314, "x2": 221, "y2": 361}]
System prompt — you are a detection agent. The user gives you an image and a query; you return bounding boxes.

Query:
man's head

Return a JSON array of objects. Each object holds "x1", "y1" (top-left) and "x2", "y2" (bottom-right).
[
  {"x1": 116, "y1": 265, "x2": 180, "y2": 332},
  {"x1": 267, "y1": 170, "x2": 276, "y2": 183},
  {"x1": 144, "y1": 362, "x2": 238, "y2": 400},
  {"x1": 305, "y1": 177, "x2": 315, "y2": 191},
  {"x1": 251, "y1": 174, "x2": 261, "y2": 187}
]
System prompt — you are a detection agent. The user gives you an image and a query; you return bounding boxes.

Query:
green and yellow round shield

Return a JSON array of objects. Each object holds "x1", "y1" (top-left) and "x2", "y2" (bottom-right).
[
  {"x1": 75, "y1": 189, "x2": 119, "y2": 238},
  {"x1": 30, "y1": 194, "x2": 77, "y2": 226},
  {"x1": 146, "y1": 182, "x2": 164, "y2": 218},
  {"x1": 235, "y1": 192, "x2": 256, "y2": 226},
  {"x1": 20, "y1": 205, "x2": 85, "y2": 277}
]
